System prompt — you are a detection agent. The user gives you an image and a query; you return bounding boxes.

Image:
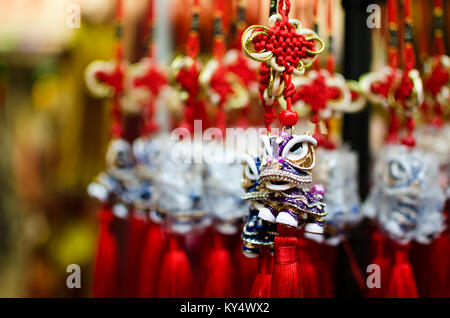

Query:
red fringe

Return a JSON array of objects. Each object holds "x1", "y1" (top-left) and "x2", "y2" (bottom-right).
[
  {"x1": 366, "y1": 231, "x2": 392, "y2": 298},
  {"x1": 202, "y1": 232, "x2": 236, "y2": 297},
  {"x1": 192, "y1": 228, "x2": 214, "y2": 297},
  {"x1": 312, "y1": 242, "x2": 335, "y2": 297},
  {"x1": 297, "y1": 237, "x2": 318, "y2": 298},
  {"x1": 386, "y1": 243, "x2": 418, "y2": 298},
  {"x1": 93, "y1": 206, "x2": 120, "y2": 298},
  {"x1": 410, "y1": 241, "x2": 431, "y2": 297},
  {"x1": 271, "y1": 225, "x2": 302, "y2": 298},
  {"x1": 137, "y1": 221, "x2": 165, "y2": 298},
  {"x1": 124, "y1": 211, "x2": 147, "y2": 297},
  {"x1": 157, "y1": 234, "x2": 194, "y2": 298},
  {"x1": 428, "y1": 232, "x2": 450, "y2": 297},
  {"x1": 249, "y1": 248, "x2": 273, "y2": 298},
  {"x1": 233, "y1": 236, "x2": 258, "y2": 297}
]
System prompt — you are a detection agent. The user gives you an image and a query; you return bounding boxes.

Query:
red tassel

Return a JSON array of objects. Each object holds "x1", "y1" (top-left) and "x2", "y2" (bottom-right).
[
  {"x1": 271, "y1": 225, "x2": 302, "y2": 298},
  {"x1": 137, "y1": 221, "x2": 165, "y2": 298},
  {"x1": 428, "y1": 232, "x2": 450, "y2": 297},
  {"x1": 124, "y1": 211, "x2": 147, "y2": 297},
  {"x1": 202, "y1": 232, "x2": 236, "y2": 297},
  {"x1": 312, "y1": 242, "x2": 335, "y2": 297},
  {"x1": 157, "y1": 234, "x2": 194, "y2": 298},
  {"x1": 93, "y1": 206, "x2": 120, "y2": 298},
  {"x1": 410, "y1": 241, "x2": 431, "y2": 297},
  {"x1": 192, "y1": 227, "x2": 214, "y2": 297},
  {"x1": 386, "y1": 242, "x2": 418, "y2": 298},
  {"x1": 366, "y1": 231, "x2": 392, "y2": 298},
  {"x1": 233, "y1": 236, "x2": 258, "y2": 297},
  {"x1": 249, "y1": 248, "x2": 273, "y2": 298},
  {"x1": 297, "y1": 237, "x2": 318, "y2": 298}
]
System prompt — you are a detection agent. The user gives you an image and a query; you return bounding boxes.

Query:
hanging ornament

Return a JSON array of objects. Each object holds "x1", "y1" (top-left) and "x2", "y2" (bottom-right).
[
  {"x1": 170, "y1": 0, "x2": 206, "y2": 133},
  {"x1": 292, "y1": 0, "x2": 363, "y2": 248},
  {"x1": 360, "y1": 0, "x2": 401, "y2": 108},
  {"x1": 223, "y1": 0, "x2": 260, "y2": 128},
  {"x1": 117, "y1": 0, "x2": 169, "y2": 298},
  {"x1": 153, "y1": 137, "x2": 205, "y2": 297},
  {"x1": 84, "y1": 0, "x2": 131, "y2": 298},
  {"x1": 421, "y1": 0, "x2": 450, "y2": 127},
  {"x1": 291, "y1": 0, "x2": 365, "y2": 151},
  {"x1": 414, "y1": 0, "x2": 450, "y2": 298},
  {"x1": 387, "y1": 0, "x2": 423, "y2": 148},
  {"x1": 124, "y1": 0, "x2": 168, "y2": 126},
  {"x1": 362, "y1": 144, "x2": 446, "y2": 295},
  {"x1": 362, "y1": 0, "x2": 445, "y2": 298},
  {"x1": 199, "y1": 0, "x2": 249, "y2": 133},
  {"x1": 239, "y1": 0, "x2": 327, "y2": 298},
  {"x1": 240, "y1": 138, "x2": 276, "y2": 298}
]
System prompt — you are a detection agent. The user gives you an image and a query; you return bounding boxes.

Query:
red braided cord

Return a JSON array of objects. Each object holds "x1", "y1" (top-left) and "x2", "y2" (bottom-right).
[
  {"x1": 145, "y1": 0, "x2": 154, "y2": 57},
  {"x1": 114, "y1": 0, "x2": 124, "y2": 61},
  {"x1": 112, "y1": 0, "x2": 124, "y2": 138},
  {"x1": 278, "y1": 0, "x2": 291, "y2": 21},
  {"x1": 312, "y1": 0, "x2": 321, "y2": 69},
  {"x1": 326, "y1": 0, "x2": 335, "y2": 73},
  {"x1": 213, "y1": 0, "x2": 226, "y2": 60},
  {"x1": 395, "y1": 0, "x2": 416, "y2": 147},
  {"x1": 387, "y1": 0, "x2": 399, "y2": 69},
  {"x1": 433, "y1": 0, "x2": 445, "y2": 55},
  {"x1": 177, "y1": 0, "x2": 205, "y2": 133},
  {"x1": 326, "y1": 0, "x2": 332, "y2": 35},
  {"x1": 403, "y1": 0, "x2": 415, "y2": 71},
  {"x1": 186, "y1": 0, "x2": 200, "y2": 58},
  {"x1": 259, "y1": 64, "x2": 276, "y2": 132},
  {"x1": 176, "y1": 65, "x2": 201, "y2": 132},
  {"x1": 313, "y1": 0, "x2": 318, "y2": 18}
]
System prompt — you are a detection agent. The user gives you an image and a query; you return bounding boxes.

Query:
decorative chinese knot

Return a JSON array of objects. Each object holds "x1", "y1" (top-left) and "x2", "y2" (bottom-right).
[{"x1": 241, "y1": 0, "x2": 324, "y2": 130}]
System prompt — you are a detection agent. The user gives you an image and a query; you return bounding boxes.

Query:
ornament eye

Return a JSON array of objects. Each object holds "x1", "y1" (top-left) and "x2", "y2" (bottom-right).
[
  {"x1": 243, "y1": 154, "x2": 258, "y2": 180},
  {"x1": 282, "y1": 135, "x2": 317, "y2": 161},
  {"x1": 389, "y1": 160, "x2": 408, "y2": 180}
]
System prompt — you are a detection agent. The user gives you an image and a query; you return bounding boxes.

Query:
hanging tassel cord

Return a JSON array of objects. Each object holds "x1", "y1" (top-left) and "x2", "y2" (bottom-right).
[
  {"x1": 386, "y1": 242, "x2": 418, "y2": 298},
  {"x1": 144, "y1": 0, "x2": 155, "y2": 58},
  {"x1": 249, "y1": 247, "x2": 273, "y2": 298},
  {"x1": 271, "y1": 225, "x2": 302, "y2": 298},
  {"x1": 384, "y1": 0, "x2": 400, "y2": 143},
  {"x1": 421, "y1": 0, "x2": 448, "y2": 127},
  {"x1": 176, "y1": 0, "x2": 203, "y2": 133},
  {"x1": 93, "y1": 206, "x2": 120, "y2": 298},
  {"x1": 202, "y1": 232, "x2": 236, "y2": 297},
  {"x1": 135, "y1": 0, "x2": 168, "y2": 136},
  {"x1": 210, "y1": 0, "x2": 232, "y2": 135},
  {"x1": 157, "y1": 234, "x2": 194, "y2": 297},
  {"x1": 394, "y1": 0, "x2": 416, "y2": 148},
  {"x1": 432, "y1": 0, "x2": 445, "y2": 55},
  {"x1": 137, "y1": 222, "x2": 165, "y2": 298},
  {"x1": 342, "y1": 238, "x2": 367, "y2": 294}
]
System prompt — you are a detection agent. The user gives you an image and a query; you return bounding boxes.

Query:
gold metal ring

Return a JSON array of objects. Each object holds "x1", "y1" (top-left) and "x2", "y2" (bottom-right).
[{"x1": 305, "y1": 36, "x2": 326, "y2": 55}]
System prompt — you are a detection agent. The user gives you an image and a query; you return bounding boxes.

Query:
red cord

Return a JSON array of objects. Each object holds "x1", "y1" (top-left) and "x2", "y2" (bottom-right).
[
  {"x1": 145, "y1": 0, "x2": 154, "y2": 57},
  {"x1": 433, "y1": 0, "x2": 445, "y2": 55},
  {"x1": 387, "y1": 0, "x2": 399, "y2": 69}
]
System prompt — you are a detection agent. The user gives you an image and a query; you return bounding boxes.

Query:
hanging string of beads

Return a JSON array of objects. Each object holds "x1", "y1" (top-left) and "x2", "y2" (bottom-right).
[
  {"x1": 172, "y1": 0, "x2": 204, "y2": 133},
  {"x1": 388, "y1": 0, "x2": 423, "y2": 148},
  {"x1": 210, "y1": 0, "x2": 232, "y2": 133}
]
